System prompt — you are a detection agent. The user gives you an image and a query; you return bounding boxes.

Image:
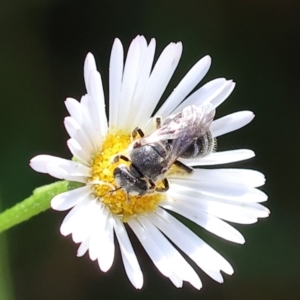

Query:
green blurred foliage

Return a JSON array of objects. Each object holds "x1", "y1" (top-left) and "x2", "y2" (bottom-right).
[{"x1": 0, "y1": 0, "x2": 299, "y2": 299}]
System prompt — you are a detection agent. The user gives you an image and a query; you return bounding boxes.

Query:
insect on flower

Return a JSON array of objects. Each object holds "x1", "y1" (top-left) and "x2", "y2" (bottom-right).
[
  {"x1": 113, "y1": 104, "x2": 216, "y2": 197},
  {"x1": 30, "y1": 35, "x2": 270, "y2": 290}
]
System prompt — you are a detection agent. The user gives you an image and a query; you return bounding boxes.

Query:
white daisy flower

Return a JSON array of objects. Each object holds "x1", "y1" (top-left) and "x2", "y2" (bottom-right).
[{"x1": 30, "y1": 35, "x2": 269, "y2": 290}]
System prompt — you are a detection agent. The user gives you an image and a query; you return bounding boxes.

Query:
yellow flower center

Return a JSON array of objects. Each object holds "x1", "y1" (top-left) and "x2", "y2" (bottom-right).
[{"x1": 90, "y1": 131, "x2": 165, "y2": 221}]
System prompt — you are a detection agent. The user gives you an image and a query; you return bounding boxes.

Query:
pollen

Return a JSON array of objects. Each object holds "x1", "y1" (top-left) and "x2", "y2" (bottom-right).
[{"x1": 90, "y1": 131, "x2": 165, "y2": 221}]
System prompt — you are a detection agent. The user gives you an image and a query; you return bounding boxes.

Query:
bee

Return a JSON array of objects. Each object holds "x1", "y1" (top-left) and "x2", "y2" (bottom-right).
[{"x1": 113, "y1": 104, "x2": 216, "y2": 196}]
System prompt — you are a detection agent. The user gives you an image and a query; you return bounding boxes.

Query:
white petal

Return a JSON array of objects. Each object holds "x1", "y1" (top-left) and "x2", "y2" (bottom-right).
[
  {"x1": 60, "y1": 196, "x2": 92, "y2": 236},
  {"x1": 64, "y1": 108, "x2": 95, "y2": 154},
  {"x1": 153, "y1": 208, "x2": 233, "y2": 275},
  {"x1": 67, "y1": 138, "x2": 91, "y2": 165},
  {"x1": 51, "y1": 185, "x2": 91, "y2": 211},
  {"x1": 30, "y1": 155, "x2": 62, "y2": 173},
  {"x1": 117, "y1": 37, "x2": 141, "y2": 131},
  {"x1": 130, "y1": 38, "x2": 156, "y2": 128},
  {"x1": 170, "y1": 168, "x2": 266, "y2": 188},
  {"x1": 86, "y1": 70, "x2": 108, "y2": 137},
  {"x1": 77, "y1": 95, "x2": 103, "y2": 153},
  {"x1": 121, "y1": 248, "x2": 143, "y2": 289},
  {"x1": 211, "y1": 111, "x2": 254, "y2": 138},
  {"x1": 95, "y1": 208, "x2": 115, "y2": 272},
  {"x1": 136, "y1": 36, "x2": 148, "y2": 75},
  {"x1": 85, "y1": 55, "x2": 107, "y2": 136},
  {"x1": 201, "y1": 268, "x2": 224, "y2": 283},
  {"x1": 170, "y1": 179, "x2": 268, "y2": 203},
  {"x1": 169, "y1": 273, "x2": 183, "y2": 288},
  {"x1": 72, "y1": 199, "x2": 100, "y2": 244},
  {"x1": 88, "y1": 204, "x2": 108, "y2": 260},
  {"x1": 84, "y1": 52, "x2": 97, "y2": 91},
  {"x1": 180, "y1": 149, "x2": 255, "y2": 166},
  {"x1": 160, "y1": 200, "x2": 245, "y2": 244},
  {"x1": 114, "y1": 218, "x2": 143, "y2": 289},
  {"x1": 30, "y1": 155, "x2": 89, "y2": 182},
  {"x1": 65, "y1": 97, "x2": 82, "y2": 124},
  {"x1": 210, "y1": 80, "x2": 236, "y2": 108},
  {"x1": 77, "y1": 237, "x2": 90, "y2": 257},
  {"x1": 138, "y1": 215, "x2": 202, "y2": 289},
  {"x1": 171, "y1": 78, "x2": 228, "y2": 114},
  {"x1": 128, "y1": 218, "x2": 172, "y2": 277},
  {"x1": 64, "y1": 116, "x2": 94, "y2": 154},
  {"x1": 46, "y1": 162, "x2": 88, "y2": 183},
  {"x1": 155, "y1": 55, "x2": 211, "y2": 118},
  {"x1": 134, "y1": 42, "x2": 183, "y2": 128},
  {"x1": 46, "y1": 161, "x2": 90, "y2": 183},
  {"x1": 167, "y1": 190, "x2": 270, "y2": 224},
  {"x1": 67, "y1": 198, "x2": 98, "y2": 241},
  {"x1": 109, "y1": 38, "x2": 124, "y2": 130},
  {"x1": 150, "y1": 208, "x2": 233, "y2": 282},
  {"x1": 101, "y1": 212, "x2": 115, "y2": 271}
]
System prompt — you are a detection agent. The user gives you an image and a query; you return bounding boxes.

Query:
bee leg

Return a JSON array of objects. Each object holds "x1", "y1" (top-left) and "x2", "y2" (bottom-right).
[
  {"x1": 154, "y1": 116, "x2": 163, "y2": 129},
  {"x1": 112, "y1": 154, "x2": 130, "y2": 163},
  {"x1": 108, "y1": 187, "x2": 122, "y2": 194},
  {"x1": 148, "y1": 179, "x2": 156, "y2": 192},
  {"x1": 126, "y1": 193, "x2": 130, "y2": 204},
  {"x1": 132, "y1": 127, "x2": 145, "y2": 138},
  {"x1": 174, "y1": 160, "x2": 194, "y2": 174},
  {"x1": 155, "y1": 178, "x2": 169, "y2": 192}
]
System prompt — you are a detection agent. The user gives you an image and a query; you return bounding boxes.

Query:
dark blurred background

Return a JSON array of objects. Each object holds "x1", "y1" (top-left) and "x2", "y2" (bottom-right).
[{"x1": 0, "y1": 0, "x2": 299, "y2": 299}]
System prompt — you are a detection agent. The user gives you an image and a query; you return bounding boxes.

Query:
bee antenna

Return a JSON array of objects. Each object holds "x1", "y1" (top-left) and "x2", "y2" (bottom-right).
[{"x1": 107, "y1": 187, "x2": 122, "y2": 195}]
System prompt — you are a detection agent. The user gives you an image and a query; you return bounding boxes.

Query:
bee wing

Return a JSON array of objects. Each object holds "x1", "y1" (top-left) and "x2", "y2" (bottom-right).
[
  {"x1": 141, "y1": 104, "x2": 215, "y2": 155},
  {"x1": 169, "y1": 104, "x2": 215, "y2": 160},
  {"x1": 138, "y1": 113, "x2": 183, "y2": 144}
]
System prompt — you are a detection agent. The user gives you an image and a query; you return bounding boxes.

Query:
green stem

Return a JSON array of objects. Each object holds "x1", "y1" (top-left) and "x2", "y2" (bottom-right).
[{"x1": 0, "y1": 181, "x2": 68, "y2": 233}]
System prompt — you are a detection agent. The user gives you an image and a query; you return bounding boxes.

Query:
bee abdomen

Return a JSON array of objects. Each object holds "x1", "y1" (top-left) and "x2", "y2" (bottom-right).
[{"x1": 180, "y1": 130, "x2": 215, "y2": 158}]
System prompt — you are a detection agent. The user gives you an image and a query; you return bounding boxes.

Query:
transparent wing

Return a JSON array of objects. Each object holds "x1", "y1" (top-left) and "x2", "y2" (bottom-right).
[
  {"x1": 141, "y1": 104, "x2": 215, "y2": 160},
  {"x1": 169, "y1": 104, "x2": 215, "y2": 160}
]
